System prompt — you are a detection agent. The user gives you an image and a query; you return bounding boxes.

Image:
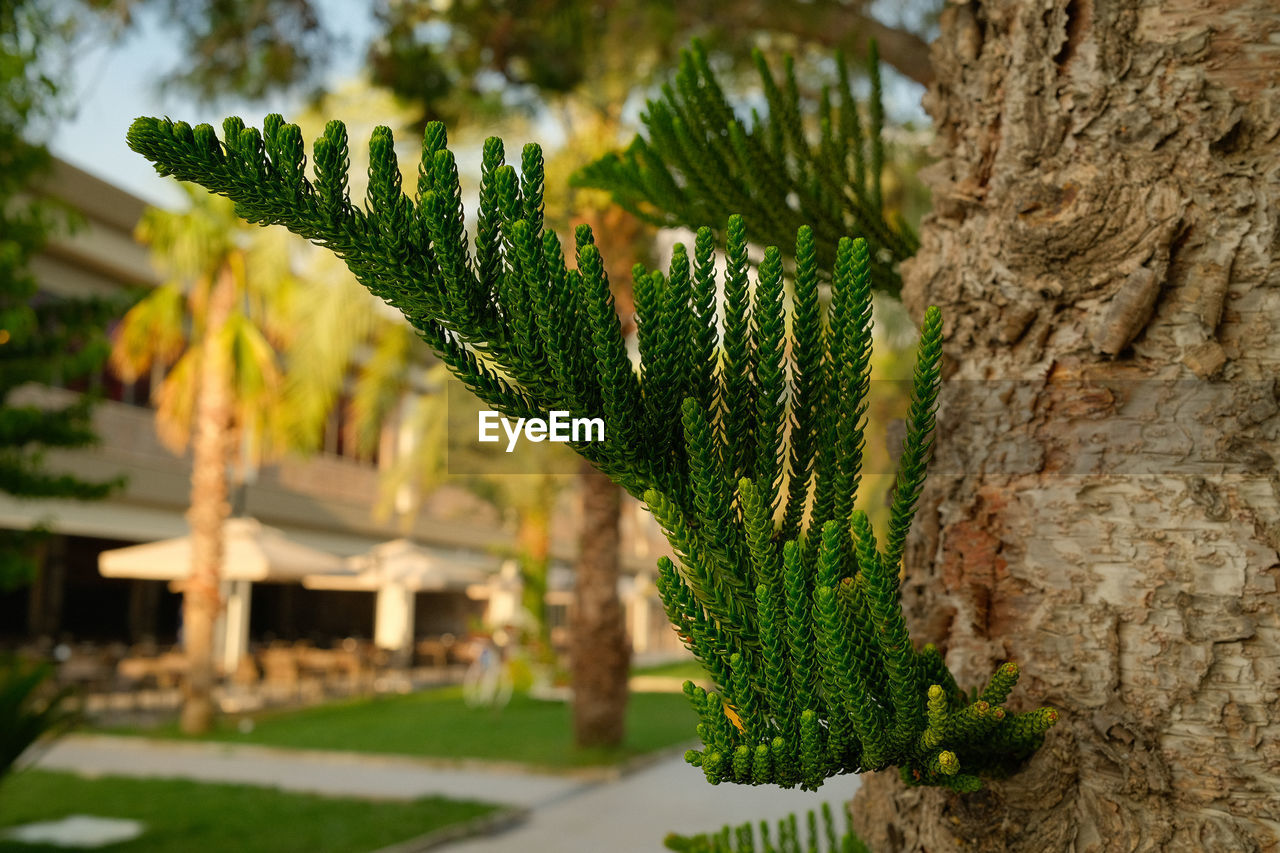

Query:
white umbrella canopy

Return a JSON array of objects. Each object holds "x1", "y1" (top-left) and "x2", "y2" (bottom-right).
[
  {"x1": 99, "y1": 518, "x2": 348, "y2": 674},
  {"x1": 302, "y1": 539, "x2": 500, "y2": 660},
  {"x1": 98, "y1": 517, "x2": 347, "y2": 582},
  {"x1": 302, "y1": 538, "x2": 497, "y2": 592}
]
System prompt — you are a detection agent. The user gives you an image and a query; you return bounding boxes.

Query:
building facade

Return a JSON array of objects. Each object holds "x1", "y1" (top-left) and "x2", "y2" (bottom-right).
[{"x1": 2, "y1": 158, "x2": 684, "y2": 663}]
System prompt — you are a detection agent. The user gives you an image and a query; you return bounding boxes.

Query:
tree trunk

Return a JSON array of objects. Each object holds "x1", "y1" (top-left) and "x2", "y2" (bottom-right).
[
  {"x1": 850, "y1": 2, "x2": 1280, "y2": 850},
  {"x1": 26, "y1": 536, "x2": 64, "y2": 639},
  {"x1": 180, "y1": 266, "x2": 236, "y2": 735},
  {"x1": 570, "y1": 457, "x2": 630, "y2": 748},
  {"x1": 565, "y1": 203, "x2": 644, "y2": 749}
]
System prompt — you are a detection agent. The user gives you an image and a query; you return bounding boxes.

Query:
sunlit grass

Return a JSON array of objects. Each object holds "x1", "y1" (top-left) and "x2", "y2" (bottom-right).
[
  {"x1": 630, "y1": 659, "x2": 710, "y2": 683},
  {"x1": 108, "y1": 688, "x2": 697, "y2": 770},
  {"x1": 0, "y1": 771, "x2": 496, "y2": 853}
]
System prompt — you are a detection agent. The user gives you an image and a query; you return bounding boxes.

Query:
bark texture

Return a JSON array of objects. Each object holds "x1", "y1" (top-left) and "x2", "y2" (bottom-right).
[
  {"x1": 180, "y1": 265, "x2": 236, "y2": 735},
  {"x1": 851, "y1": 1, "x2": 1280, "y2": 850},
  {"x1": 570, "y1": 457, "x2": 630, "y2": 748}
]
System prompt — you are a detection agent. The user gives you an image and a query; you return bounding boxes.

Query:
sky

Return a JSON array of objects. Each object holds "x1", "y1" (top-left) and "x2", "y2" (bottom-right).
[
  {"x1": 47, "y1": 3, "x2": 928, "y2": 211},
  {"x1": 49, "y1": 1, "x2": 377, "y2": 208}
]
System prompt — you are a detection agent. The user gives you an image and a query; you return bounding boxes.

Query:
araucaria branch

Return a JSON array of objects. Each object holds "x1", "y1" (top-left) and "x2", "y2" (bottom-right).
[{"x1": 127, "y1": 114, "x2": 1057, "y2": 792}]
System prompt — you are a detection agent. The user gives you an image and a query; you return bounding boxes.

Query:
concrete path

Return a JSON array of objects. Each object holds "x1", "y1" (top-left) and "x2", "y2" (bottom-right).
[
  {"x1": 34, "y1": 735, "x2": 586, "y2": 809},
  {"x1": 442, "y1": 751, "x2": 858, "y2": 853},
  {"x1": 34, "y1": 735, "x2": 861, "y2": 852}
]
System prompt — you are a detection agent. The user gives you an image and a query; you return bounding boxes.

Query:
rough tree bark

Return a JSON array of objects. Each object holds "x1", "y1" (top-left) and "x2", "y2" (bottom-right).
[
  {"x1": 850, "y1": 1, "x2": 1280, "y2": 850},
  {"x1": 180, "y1": 265, "x2": 236, "y2": 735}
]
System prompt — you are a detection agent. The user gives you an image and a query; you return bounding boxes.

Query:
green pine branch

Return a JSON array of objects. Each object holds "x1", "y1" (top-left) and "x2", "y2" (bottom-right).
[
  {"x1": 664, "y1": 803, "x2": 871, "y2": 853},
  {"x1": 573, "y1": 40, "x2": 919, "y2": 295},
  {"x1": 126, "y1": 113, "x2": 1056, "y2": 793}
]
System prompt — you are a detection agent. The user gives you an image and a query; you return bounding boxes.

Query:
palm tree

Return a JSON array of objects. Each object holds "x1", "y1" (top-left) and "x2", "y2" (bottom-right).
[
  {"x1": 112, "y1": 89, "x2": 426, "y2": 734},
  {"x1": 111, "y1": 187, "x2": 295, "y2": 733}
]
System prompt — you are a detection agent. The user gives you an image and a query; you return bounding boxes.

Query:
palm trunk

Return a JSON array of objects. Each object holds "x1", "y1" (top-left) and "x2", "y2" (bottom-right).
[
  {"x1": 180, "y1": 266, "x2": 236, "y2": 735},
  {"x1": 570, "y1": 457, "x2": 630, "y2": 748},
  {"x1": 850, "y1": 1, "x2": 1280, "y2": 849}
]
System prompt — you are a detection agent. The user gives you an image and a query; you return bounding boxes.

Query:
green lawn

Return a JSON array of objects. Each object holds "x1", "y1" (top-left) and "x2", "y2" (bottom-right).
[
  {"x1": 114, "y1": 688, "x2": 697, "y2": 770},
  {"x1": 0, "y1": 771, "x2": 496, "y2": 853},
  {"x1": 631, "y1": 659, "x2": 711, "y2": 682}
]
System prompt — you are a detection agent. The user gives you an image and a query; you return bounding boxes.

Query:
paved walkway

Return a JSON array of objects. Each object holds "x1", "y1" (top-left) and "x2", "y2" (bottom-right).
[
  {"x1": 35, "y1": 735, "x2": 586, "y2": 809},
  {"x1": 34, "y1": 735, "x2": 861, "y2": 852},
  {"x1": 444, "y1": 751, "x2": 858, "y2": 853}
]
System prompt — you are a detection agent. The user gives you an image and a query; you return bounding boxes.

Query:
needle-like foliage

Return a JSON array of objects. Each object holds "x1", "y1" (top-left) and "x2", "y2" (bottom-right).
[
  {"x1": 126, "y1": 114, "x2": 1056, "y2": 792},
  {"x1": 664, "y1": 802, "x2": 870, "y2": 853},
  {"x1": 0, "y1": 0, "x2": 129, "y2": 588},
  {"x1": 574, "y1": 40, "x2": 918, "y2": 295}
]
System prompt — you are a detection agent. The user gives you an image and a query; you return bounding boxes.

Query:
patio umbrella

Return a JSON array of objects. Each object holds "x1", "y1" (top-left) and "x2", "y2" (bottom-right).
[
  {"x1": 99, "y1": 518, "x2": 347, "y2": 671},
  {"x1": 303, "y1": 539, "x2": 498, "y2": 662}
]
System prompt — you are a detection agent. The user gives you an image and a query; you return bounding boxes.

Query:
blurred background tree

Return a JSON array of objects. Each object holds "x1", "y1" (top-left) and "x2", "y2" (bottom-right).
[
  {"x1": 0, "y1": 0, "x2": 129, "y2": 592},
  {"x1": 79, "y1": 0, "x2": 938, "y2": 108}
]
